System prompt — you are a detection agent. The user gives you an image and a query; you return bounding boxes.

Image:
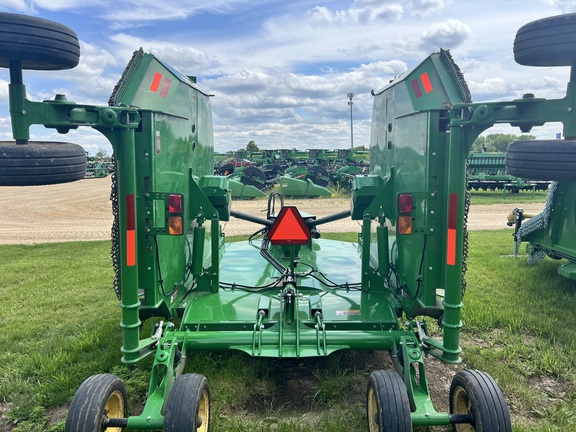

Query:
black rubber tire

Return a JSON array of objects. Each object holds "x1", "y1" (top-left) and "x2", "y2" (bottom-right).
[
  {"x1": 449, "y1": 370, "x2": 511, "y2": 432},
  {"x1": 505, "y1": 140, "x2": 576, "y2": 181},
  {"x1": 514, "y1": 13, "x2": 576, "y2": 67},
  {"x1": 0, "y1": 12, "x2": 79, "y2": 70},
  {"x1": 65, "y1": 374, "x2": 127, "y2": 432},
  {"x1": 0, "y1": 141, "x2": 87, "y2": 185},
  {"x1": 366, "y1": 370, "x2": 412, "y2": 432},
  {"x1": 164, "y1": 373, "x2": 210, "y2": 432}
]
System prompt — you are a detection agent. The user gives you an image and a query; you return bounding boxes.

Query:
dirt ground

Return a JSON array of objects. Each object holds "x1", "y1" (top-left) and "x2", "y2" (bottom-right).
[{"x1": 0, "y1": 176, "x2": 545, "y2": 245}]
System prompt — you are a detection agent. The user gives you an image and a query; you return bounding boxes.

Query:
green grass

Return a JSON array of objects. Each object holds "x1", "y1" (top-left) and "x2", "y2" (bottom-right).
[{"x1": 1, "y1": 233, "x2": 575, "y2": 431}]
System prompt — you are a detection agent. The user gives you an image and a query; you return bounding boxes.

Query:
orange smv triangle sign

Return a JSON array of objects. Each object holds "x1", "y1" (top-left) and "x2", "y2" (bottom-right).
[{"x1": 269, "y1": 206, "x2": 311, "y2": 245}]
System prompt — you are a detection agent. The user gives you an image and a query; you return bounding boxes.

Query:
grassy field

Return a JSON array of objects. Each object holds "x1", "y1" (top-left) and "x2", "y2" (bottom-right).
[{"x1": 0, "y1": 231, "x2": 575, "y2": 431}]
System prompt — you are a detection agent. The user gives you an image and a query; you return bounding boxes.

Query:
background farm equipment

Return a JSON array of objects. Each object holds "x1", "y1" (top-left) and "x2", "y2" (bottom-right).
[
  {"x1": 277, "y1": 164, "x2": 333, "y2": 197},
  {"x1": 85, "y1": 154, "x2": 110, "y2": 178},
  {"x1": 12, "y1": 10, "x2": 576, "y2": 431},
  {"x1": 467, "y1": 151, "x2": 549, "y2": 192}
]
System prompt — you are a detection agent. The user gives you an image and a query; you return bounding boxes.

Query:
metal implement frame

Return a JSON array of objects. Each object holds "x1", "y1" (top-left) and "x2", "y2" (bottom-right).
[{"x1": 7, "y1": 42, "x2": 566, "y2": 428}]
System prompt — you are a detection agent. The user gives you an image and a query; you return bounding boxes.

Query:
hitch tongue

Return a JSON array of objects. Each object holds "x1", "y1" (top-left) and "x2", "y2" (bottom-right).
[{"x1": 283, "y1": 286, "x2": 295, "y2": 325}]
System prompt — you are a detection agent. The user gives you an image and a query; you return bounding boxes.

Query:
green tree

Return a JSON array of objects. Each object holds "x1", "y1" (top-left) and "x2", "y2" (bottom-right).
[
  {"x1": 246, "y1": 140, "x2": 260, "y2": 152},
  {"x1": 95, "y1": 148, "x2": 108, "y2": 159},
  {"x1": 471, "y1": 133, "x2": 536, "y2": 153}
]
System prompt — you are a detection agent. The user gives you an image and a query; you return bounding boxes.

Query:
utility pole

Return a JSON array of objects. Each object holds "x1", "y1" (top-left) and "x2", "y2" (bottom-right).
[{"x1": 347, "y1": 92, "x2": 354, "y2": 149}]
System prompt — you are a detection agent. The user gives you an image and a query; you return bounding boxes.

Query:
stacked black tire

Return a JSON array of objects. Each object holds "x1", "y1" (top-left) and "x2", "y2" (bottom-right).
[
  {"x1": 0, "y1": 12, "x2": 86, "y2": 186},
  {"x1": 506, "y1": 13, "x2": 576, "y2": 183}
]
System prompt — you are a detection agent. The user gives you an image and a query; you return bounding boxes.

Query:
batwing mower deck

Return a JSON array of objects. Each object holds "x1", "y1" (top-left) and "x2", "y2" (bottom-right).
[{"x1": 10, "y1": 9, "x2": 576, "y2": 432}]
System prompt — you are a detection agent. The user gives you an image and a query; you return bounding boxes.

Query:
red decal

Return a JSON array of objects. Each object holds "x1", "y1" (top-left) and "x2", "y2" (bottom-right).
[
  {"x1": 448, "y1": 193, "x2": 458, "y2": 229},
  {"x1": 160, "y1": 77, "x2": 172, "y2": 98},
  {"x1": 411, "y1": 78, "x2": 422, "y2": 98},
  {"x1": 127, "y1": 230, "x2": 136, "y2": 266},
  {"x1": 126, "y1": 194, "x2": 135, "y2": 230},
  {"x1": 420, "y1": 72, "x2": 433, "y2": 93},
  {"x1": 447, "y1": 193, "x2": 458, "y2": 265},
  {"x1": 447, "y1": 229, "x2": 456, "y2": 266},
  {"x1": 126, "y1": 194, "x2": 136, "y2": 266},
  {"x1": 150, "y1": 72, "x2": 162, "y2": 92}
]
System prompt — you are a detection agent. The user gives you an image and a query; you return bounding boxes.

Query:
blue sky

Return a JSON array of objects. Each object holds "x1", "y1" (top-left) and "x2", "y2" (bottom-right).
[{"x1": 1, "y1": 0, "x2": 576, "y2": 155}]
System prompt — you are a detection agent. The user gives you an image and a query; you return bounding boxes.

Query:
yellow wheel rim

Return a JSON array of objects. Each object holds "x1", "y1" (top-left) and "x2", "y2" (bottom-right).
[
  {"x1": 367, "y1": 385, "x2": 379, "y2": 431},
  {"x1": 452, "y1": 386, "x2": 474, "y2": 432},
  {"x1": 197, "y1": 389, "x2": 210, "y2": 432},
  {"x1": 104, "y1": 390, "x2": 124, "y2": 432}
]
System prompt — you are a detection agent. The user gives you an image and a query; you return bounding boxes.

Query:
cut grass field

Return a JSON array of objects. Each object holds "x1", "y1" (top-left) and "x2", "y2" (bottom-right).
[{"x1": 0, "y1": 231, "x2": 575, "y2": 431}]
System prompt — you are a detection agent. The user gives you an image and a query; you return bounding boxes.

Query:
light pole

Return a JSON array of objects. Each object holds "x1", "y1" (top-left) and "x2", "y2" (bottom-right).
[{"x1": 347, "y1": 92, "x2": 354, "y2": 149}]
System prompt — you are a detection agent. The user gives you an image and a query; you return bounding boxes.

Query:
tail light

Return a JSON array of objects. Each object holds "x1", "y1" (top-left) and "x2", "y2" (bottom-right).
[
  {"x1": 168, "y1": 194, "x2": 183, "y2": 236},
  {"x1": 397, "y1": 193, "x2": 413, "y2": 235}
]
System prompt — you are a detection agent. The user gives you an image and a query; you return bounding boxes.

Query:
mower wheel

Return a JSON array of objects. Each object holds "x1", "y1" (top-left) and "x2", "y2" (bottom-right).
[
  {"x1": 506, "y1": 140, "x2": 576, "y2": 181},
  {"x1": 366, "y1": 370, "x2": 412, "y2": 432},
  {"x1": 164, "y1": 373, "x2": 210, "y2": 432},
  {"x1": 514, "y1": 13, "x2": 576, "y2": 67},
  {"x1": 449, "y1": 369, "x2": 511, "y2": 432},
  {"x1": 0, "y1": 141, "x2": 87, "y2": 185},
  {"x1": 0, "y1": 12, "x2": 80, "y2": 70},
  {"x1": 65, "y1": 374, "x2": 127, "y2": 432}
]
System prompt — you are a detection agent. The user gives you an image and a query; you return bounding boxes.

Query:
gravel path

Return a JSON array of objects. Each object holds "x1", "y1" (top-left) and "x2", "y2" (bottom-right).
[{"x1": 0, "y1": 176, "x2": 545, "y2": 245}]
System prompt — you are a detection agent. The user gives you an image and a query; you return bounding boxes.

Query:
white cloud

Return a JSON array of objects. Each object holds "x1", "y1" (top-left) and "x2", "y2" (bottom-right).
[
  {"x1": 306, "y1": 2, "x2": 404, "y2": 26},
  {"x1": 419, "y1": 19, "x2": 472, "y2": 50},
  {"x1": 0, "y1": 0, "x2": 34, "y2": 12},
  {"x1": 407, "y1": 0, "x2": 448, "y2": 16},
  {"x1": 0, "y1": 79, "x2": 8, "y2": 102},
  {"x1": 468, "y1": 77, "x2": 507, "y2": 96},
  {"x1": 546, "y1": 0, "x2": 576, "y2": 12}
]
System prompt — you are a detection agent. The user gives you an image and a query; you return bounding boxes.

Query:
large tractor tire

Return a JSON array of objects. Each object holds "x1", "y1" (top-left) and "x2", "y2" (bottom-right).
[
  {"x1": 506, "y1": 140, "x2": 576, "y2": 182},
  {"x1": 0, "y1": 12, "x2": 80, "y2": 70},
  {"x1": 514, "y1": 13, "x2": 576, "y2": 67},
  {"x1": 0, "y1": 141, "x2": 87, "y2": 185}
]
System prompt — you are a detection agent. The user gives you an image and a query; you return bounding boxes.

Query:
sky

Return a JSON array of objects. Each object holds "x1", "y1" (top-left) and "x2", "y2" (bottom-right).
[{"x1": 1, "y1": 0, "x2": 576, "y2": 155}]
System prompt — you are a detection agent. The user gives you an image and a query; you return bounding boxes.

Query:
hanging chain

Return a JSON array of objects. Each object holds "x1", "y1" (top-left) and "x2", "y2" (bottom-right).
[
  {"x1": 461, "y1": 159, "x2": 471, "y2": 298},
  {"x1": 110, "y1": 153, "x2": 121, "y2": 301}
]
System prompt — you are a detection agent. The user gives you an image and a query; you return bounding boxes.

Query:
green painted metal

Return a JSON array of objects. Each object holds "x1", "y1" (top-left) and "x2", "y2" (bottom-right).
[
  {"x1": 12, "y1": 10, "x2": 569, "y2": 425},
  {"x1": 277, "y1": 174, "x2": 333, "y2": 197},
  {"x1": 228, "y1": 177, "x2": 267, "y2": 198}
]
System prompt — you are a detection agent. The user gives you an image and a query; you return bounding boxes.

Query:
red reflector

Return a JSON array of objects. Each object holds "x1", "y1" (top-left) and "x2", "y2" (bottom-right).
[
  {"x1": 448, "y1": 193, "x2": 458, "y2": 230},
  {"x1": 398, "y1": 194, "x2": 413, "y2": 213},
  {"x1": 168, "y1": 194, "x2": 183, "y2": 214},
  {"x1": 150, "y1": 72, "x2": 162, "y2": 92},
  {"x1": 126, "y1": 194, "x2": 136, "y2": 266},
  {"x1": 447, "y1": 193, "x2": 458, "y2": 266},
  {"x1": 126, "y1": 194, "x2": 135, "y2": 230},
  {"x1": 160, "y1": 77, "x2": 172, "y2": 98},
  {"x1": 420, "y1": 72, "x2": 433, "y2": 93},
  {"x1": 269, "y1": 206, "x2": 311, "y2": 245}
]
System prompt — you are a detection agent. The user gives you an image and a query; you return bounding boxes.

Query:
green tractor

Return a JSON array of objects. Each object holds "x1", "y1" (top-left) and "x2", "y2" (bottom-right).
[{"x1": 16, "y1": 10, "x2": 576, "y2": 431}]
